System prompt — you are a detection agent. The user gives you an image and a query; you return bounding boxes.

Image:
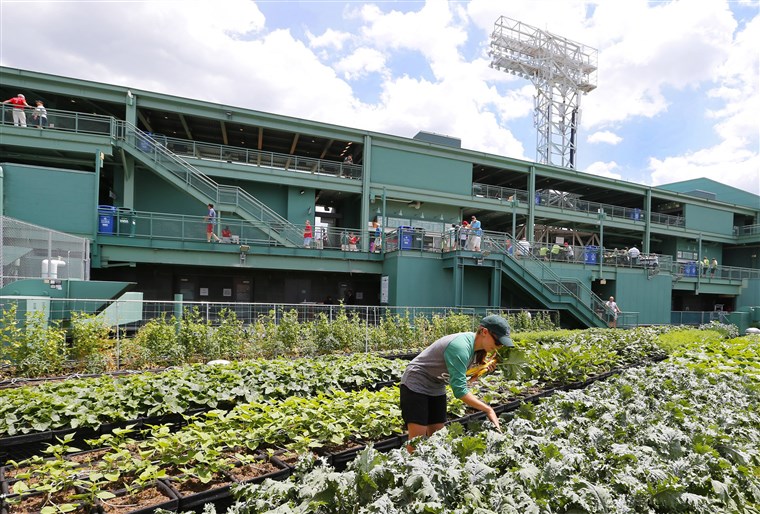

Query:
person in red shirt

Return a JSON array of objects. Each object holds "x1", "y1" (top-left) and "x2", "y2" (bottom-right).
[
  {"x1": 3, "y1": 93, "x2": 31, "y2": 127},
  {"x1": 303, "y1": 220, "x2": 313, "y2": 248},
  {"x1": 348, "y1": 233, "x2": 359, "y2": 251}
]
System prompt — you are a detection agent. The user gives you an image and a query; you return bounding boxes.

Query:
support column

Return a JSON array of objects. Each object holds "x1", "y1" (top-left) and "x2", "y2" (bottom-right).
[
  {"x1": 360, "y1": 135, "x2": 372, "y2": 252},
  {"x1": 453, "y1": 261, "x2": 463, "y2": 307},
  {"x1": 490, "y1": 262, "x2": 501, "y2": 307},
  {"x1": 527, "y1": 166, "x2": 536, "y2": 241},
  {"x1": 643, "y1": 190, "x2": 652, "y2": 253}
]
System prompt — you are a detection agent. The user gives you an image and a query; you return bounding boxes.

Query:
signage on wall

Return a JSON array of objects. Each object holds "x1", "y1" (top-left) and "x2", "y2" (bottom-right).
[{"x1": 381, "y1": 276, "x2": 389, "y2": 304}]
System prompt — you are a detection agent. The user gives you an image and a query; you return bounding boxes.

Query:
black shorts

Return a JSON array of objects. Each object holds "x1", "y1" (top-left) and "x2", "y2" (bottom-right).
[{"x1": 400, "y1": 384, "x2": 447, "y2": 426}]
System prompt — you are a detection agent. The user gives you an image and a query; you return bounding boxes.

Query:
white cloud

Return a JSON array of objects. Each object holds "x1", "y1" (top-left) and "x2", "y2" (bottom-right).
[
  {"x1": 334, "y1": 47, "x2": 388, "y2": 80},
  {"x1": 307, "y1": 28, "x2": 352, "y2": 50},
  {"x1": 0, "y1": 0, "x2": 756, "y2": 195},
  {"x1": 587, "y1": 131, "x2": 623, "y2": 145},
  {"x1": 649, "y1": 143, "x2": 760, "y2": 195},
  {"x1": 583, "y1": 161, "x2": 624, "y2": 180}
]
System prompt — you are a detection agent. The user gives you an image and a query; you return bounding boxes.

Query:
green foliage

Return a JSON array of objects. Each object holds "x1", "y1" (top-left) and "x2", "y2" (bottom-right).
[
  {"x1": 209, "y1": 308, "x2": 245, "y2": 360},
  {"x1": 132, "y1": 313, "x2": 184, "y2": 366},
  {"x1": 69, "y1": 312, "x2": 112, "y2": 373},
  {"x1": 698, "y1": 320, "x2": 739, "y2": 339},
  {"x1": 179, "y1": 306, "x2": 212, "y2": 360},
  {"x1": 1, "y1": 307, "x2": 67, "y2": 377}
]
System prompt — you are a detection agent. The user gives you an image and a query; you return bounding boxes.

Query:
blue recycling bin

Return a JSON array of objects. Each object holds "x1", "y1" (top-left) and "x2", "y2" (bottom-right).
[
  {"x1": 98, "y1": 205, "x2": 116, "y2": 234},
  {"x1": 631, "y1": 208, "x2": 641, "y2": 221},
  {"x1": 399, "y1": 226, "x2": 414, "y2": 250},
  {"x1": 687, "y1": 262, "x2": 698, "y2": 276},
  {"x1": 584, "y1": 245, "x2": 598, "y2": 265}
]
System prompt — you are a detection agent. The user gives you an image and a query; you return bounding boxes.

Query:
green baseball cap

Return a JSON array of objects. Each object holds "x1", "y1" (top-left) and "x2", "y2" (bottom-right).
[{"x1": 480, "y1": 315, "x2": 514, "y2": 347}]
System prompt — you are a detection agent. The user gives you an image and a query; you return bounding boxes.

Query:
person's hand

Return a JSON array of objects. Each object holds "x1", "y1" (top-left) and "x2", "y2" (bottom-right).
[{"x1": 486, "y1": 407, "x2": 501, "y2": 432}]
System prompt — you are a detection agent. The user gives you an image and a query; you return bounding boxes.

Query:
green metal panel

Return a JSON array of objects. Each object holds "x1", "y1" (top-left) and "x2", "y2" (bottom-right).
[
  {"x1": 735, "y1": 279, "x2": 760, "y2": 310},
  {"x1": 371, "y1": 147, "x2": 470, "y2": 195},
  {"x1": 287, "y1": 187, "x2": 314, "y2": 225},
  {"x1": 134, "y1": 167, "x2": 202, "y2": 215},
  {"x1": 461, "y1": 267, "x2": 492, "y2": 307},
  {"x1": 381, "y1": 253, "x2": 454, "y2": 307},
  {"x1": 685, "y1": 204, "x2": 732, "y2": 234},
  {"x1": 659, "y1": 178, "x2": 760, "y2": 211},
  {"x1": 612, "y1": 271, "x2": 671, "y2": 325},
  {"x1": 2, "y1": 163, "x2": 96, "y2": 236}
]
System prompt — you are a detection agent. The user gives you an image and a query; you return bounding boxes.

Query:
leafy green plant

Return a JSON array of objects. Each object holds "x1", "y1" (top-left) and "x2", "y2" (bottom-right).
[
  {"x1": 69, "y1": 312, "x2": 112, "y2": 373},
  {"x1": 133, "y1": 313, "x2": 184, "y2": 366}
]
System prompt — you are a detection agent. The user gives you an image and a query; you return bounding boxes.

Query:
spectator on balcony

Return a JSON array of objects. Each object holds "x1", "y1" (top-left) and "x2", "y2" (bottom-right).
[
  {"x1": 550, "y1": 243, "x2": 561, "y2": 260},
  {"x1": 516, "y1": 237, "x2": 531, "y2": 258},
  {"x1": 468, "y1": 216, "x2": 482, "y2": 251},
  {"x1": 348, "y1": 233, "x2": 359, "y2": 251},
  {"x1": 628, "y1": 245, "x2": 640, "y2": 265},
  {"x1": 459, "y1": 221, "x2": 469, "y2": 249},
  {"x1": 221, "y1": 226, "x2": 232, "y2": 243},
  {"x1": 33, "y1": 100, "x2": 48, "y2": 128},
  {"x1": 340, "y1": 231, "x2": 349, "y2": 251},
  {"x1": 710, "y1": 258, "x2": 718, "y2": 277},
  {"x1": 303, "y1": 220, "x2": 313, "y2": 248},
  {"x1": 563, "y1": 242, "x2": 574, "y2": 262},
  {"x1": 372, "y1": 221, "x2": 382, "y2": 253},
  {"x1": 539, "y1": 245, "x2": 549, "y2": 261},
  {"x1": 343, "y1": 154, "x2": 353, "y2": 165},
  {"x1": 205, "y1": 204, "x2": 221, "y2": 242},
  {"x1": 3, "y1": 93, "x2": 31, "y2": 127}
]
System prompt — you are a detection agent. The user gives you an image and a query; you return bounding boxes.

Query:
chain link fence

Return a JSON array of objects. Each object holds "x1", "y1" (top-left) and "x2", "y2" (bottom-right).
[{"x1": 0, "y1": 216, "x2": 90, "y2": 288}]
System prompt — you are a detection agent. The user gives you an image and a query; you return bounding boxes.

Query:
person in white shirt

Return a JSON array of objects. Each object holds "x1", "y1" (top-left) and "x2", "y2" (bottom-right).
[
  {"x1": 628, "y1": 245, "x2": 640, "y2": 265},
  {"x1": 605, "y1": 296, "x2": 621, "y2": 328}
]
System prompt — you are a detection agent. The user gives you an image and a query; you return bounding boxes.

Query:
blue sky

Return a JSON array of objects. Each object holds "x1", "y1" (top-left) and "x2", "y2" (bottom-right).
[{"x1": 1, "y1": 0, "x2": 758, "y2": 196}]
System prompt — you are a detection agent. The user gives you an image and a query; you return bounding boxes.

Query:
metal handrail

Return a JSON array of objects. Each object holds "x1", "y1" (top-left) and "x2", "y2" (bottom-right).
[
  {"x1": 1, "y1": 104, "x2": 113, "y2": 134},
  {"x1": 734, "y1": 224, "x2": 760, "y2": 236},
  {"x1": 113, "y1": 121, "x2": 303, "y2": 246},
  {"x1": 160, "y1": 135, "x2": 363, "y2": 180},
  {"x1": 481, "y1": 232, "x2": 607, "y2": 324}
]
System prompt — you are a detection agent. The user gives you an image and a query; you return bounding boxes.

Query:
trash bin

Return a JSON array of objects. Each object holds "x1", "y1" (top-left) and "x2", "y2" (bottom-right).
[
  {"x1": 399, "y1": 226, "x2": 413, "y2": 250},
  {"x1": 631, "y1": 208, "x2": 641, "y2": 221},
  {"x1": 98, "y1": 205, "x2": 116, "y2": 234},
  {"x1": 584, "y1": 245, "x2": 598, "y2": 265},
  {"x1": 117, "y1": 207, "x2": 136, "y2": 237}
]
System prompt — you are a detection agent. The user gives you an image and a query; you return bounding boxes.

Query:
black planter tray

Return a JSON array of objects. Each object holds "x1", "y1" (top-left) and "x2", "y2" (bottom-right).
[
  {"x1": 95, "y1": 480, "x2": 178, "y2": 514},
  {"x1": 163, "y1": 472, "x2": 236, "y2": 511},
  {"x1": 0, "y1": 431, "x2": 51, "y2": 449},
  {"x1": 322, "y1": 441, "x2": 367, "y2": 472},
  {"x1": 362, "y1": 434, "x2": 403, "y2": 452},
  {"x1": 226, "y1": 456, "x2": 291, "y2": 485}
]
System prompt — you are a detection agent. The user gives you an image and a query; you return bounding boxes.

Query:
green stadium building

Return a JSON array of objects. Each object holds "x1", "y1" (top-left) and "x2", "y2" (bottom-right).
[{"x1": 1, "y1": 66, "x2": 759, "y2": 329}]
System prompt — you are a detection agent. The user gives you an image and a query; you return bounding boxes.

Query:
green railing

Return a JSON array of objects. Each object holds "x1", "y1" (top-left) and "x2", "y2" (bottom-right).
[
  {"x1": 160, "y1": 135, "x2": 363, "y2": 180},
  {"x1": 113, "y1": 122, "x2": 303, "y2": 246},
  {"x1": 1, "y1": 104, "x2": 112, "y2": 134}
]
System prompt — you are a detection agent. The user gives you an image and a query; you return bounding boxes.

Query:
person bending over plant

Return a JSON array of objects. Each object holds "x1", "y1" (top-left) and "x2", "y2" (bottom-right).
[{"x1": 399, "y1": 315, "x2": 512, "y2": 452}]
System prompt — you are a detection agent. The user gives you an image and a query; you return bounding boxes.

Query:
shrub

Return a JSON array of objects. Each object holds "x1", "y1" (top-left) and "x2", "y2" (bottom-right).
[
  {"x1": 69, "y1": 312, "x2": 112, "y2": 373},
  {"x1": 179, "y1": 307, "x2": 212, "y2": 361},
  {"x1": 698, "y1": 320, "x2": 738, "y2": 339},
  {"x1": 133, "y1": 314, "x2": 184, "y2": 366}
]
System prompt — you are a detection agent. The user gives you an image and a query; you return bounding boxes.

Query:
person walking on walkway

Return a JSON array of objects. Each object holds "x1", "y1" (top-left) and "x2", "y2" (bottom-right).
[
  {"x1": 399, "y1": 315, "x2": 513, "y2": 452},
  {"x1": 605, "y1": 296, "x2": 621, "y2": 328},
  {"x1": 205, "y1": 203, "x2": 221, "y2": 242}
]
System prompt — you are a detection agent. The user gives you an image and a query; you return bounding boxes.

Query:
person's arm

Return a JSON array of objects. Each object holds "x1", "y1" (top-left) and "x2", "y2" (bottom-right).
[
  {"x1": 444, "y1": 339, "x2": 501, "y2": 431},
  {"x1": 459, "y1": 392, "x2": 500, "y2": 431}
]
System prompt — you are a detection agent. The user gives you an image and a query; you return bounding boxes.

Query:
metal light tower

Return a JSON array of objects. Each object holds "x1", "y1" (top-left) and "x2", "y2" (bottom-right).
[{"x1": 489, "y1": 16, "x2": 597, "y2": 169}]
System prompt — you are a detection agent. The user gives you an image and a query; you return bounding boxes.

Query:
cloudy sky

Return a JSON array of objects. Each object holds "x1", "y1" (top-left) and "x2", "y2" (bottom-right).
[{"x1": 1, "y1": 0, "x2": 758, "y2": 196}]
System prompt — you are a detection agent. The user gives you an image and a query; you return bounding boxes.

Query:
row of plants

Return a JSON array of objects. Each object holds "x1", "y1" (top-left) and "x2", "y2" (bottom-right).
[
  {"x1": 0, "y1": 354, "x2": 406, "y2": 439},
  {"x1": 222, "y1": 353, "x2": 760, "y2": 513},
  {"x1": 0, "y1": 325, "x2": 669, "y2": 440},
  {"x1": 0, "y1": 386, "x2": 404, "y2": 514},
  {"x1": 0, "y1": 305, "x2": 556, "y2": 379},
  {"x1": 0, "y1": 327, "x2": 680, "y2": 513}
]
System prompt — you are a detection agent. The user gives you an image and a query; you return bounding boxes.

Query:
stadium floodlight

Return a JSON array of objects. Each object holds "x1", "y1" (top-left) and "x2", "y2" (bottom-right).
[{"x1": 489, "y1": 16, "x2": 597, "y2": 169}]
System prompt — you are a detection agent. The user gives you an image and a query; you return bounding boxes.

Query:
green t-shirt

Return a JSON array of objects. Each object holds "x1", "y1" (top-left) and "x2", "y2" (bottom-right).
[{"x1": 400, "y1": 332, "x2": 475, "y2": 399}]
